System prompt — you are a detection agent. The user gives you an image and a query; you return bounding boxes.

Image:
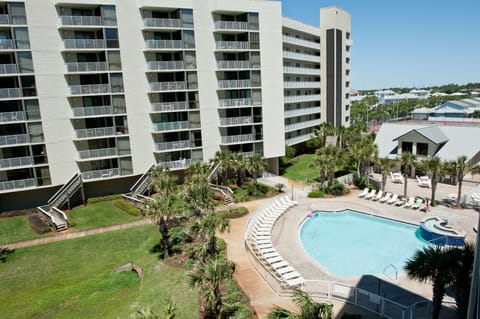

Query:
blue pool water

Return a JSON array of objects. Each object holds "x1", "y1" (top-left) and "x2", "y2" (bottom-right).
[{"x1": 299, "y1": 210, "x2": 429, "y2": 278}]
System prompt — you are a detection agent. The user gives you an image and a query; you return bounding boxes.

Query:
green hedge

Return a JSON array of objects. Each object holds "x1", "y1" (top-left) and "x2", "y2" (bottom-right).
[
  {"x1": 87, "y1": 194, "x2": 122, "y2": 204},
  {"x1": 27, "y1": 214, "x2": 51, "y2": 234},
  {"x1": 308, "y1": 189, "x2": 325, "y2": 198},
  {"x1": 112, "y1": 199, "x2": 141, "y2": 216},
  {"x1": 219, "y1": 206, "x2": 249, "y2": 219}
]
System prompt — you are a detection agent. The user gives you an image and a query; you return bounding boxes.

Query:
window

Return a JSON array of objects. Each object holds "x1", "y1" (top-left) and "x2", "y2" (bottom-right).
[
  {"x1": 401, "y1": 141, "x2": 413, "y2": 154},
  {"x1": 417, "y1": 143, "x2": 428, "y2": 156}
]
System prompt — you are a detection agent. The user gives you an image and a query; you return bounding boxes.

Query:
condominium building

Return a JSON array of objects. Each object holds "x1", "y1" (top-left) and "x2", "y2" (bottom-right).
[{"x1": 0, "y1": 0, "x2": 351, "y2": 210}]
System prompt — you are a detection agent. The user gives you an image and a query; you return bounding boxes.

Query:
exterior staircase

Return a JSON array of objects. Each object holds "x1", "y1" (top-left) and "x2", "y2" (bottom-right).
[
  {"x1": 122, "y1": 165, "x2": 155, "y2": 207},
  {"x1": 207, "y1": 162, "x2": 221, "y2": 181},
  {"x1": 210, "y1": 184, "x2": 233, "y2": 204}
]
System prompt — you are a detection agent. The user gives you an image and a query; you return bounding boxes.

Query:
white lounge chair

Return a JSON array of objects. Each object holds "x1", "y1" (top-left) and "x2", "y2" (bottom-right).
[
  {"x1": 394, "y1": 197, "x2": 406, "y2": 206},
  {"x1": 285, "y1": 276, "x2": 305, "y2": 287},
  {"x1": 364, "y1": 189, "x2": 377, "y2": 199},
  {"x1": 390, "y1": 172, "x2": 404, "y2": 183},
  {"x1": 281, "y1": 196, "x2": 298, "y2": 206},
  {"x1": 387, "y1": 193, "x2": 398, "y2": 204},
  {"x1": 402, "y1": 197, "x2": 415, "y2": 208},
  {"x1": 358, "y1": 188, "x2": 369, "y2": 198},
  {"x1": 371, "y1": 190, "x2": 384, "y2": 201},
  {"x1": 379, "y1": 192, "x2": 392, "y2": 203},
  {"x1": 416, "y1": 176, "x2": 431, "y2": 188},
  {"x1": 411, "y1": 199, "x2": 423, "y2": 210}
]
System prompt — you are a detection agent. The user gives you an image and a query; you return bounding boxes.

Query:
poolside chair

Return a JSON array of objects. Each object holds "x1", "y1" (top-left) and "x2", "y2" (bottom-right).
[
  {"x1": 390, "y1": 172, "x2": 404, "y2": 183},
  {"x1": 394, "y1": 197, "x2": 406, "y2": 206},
  {"x1": 371, "y1": 190, "x2": 384, "y2": 201},
  {"x1": 416, "y1": 176, "x2": 431, "y2": 188},
  {"x1": 285, "y1": 276, "x2": 305, "y2": 287},
  {"x1": 364, "y1": 189, "x2": 377, "y2": 199},
  {"x1": 281, "y1": 196, "x2": 298, "y2": 206},
  {"x1": 402, "y1": 197, "x2": 415, "y2": 208},
  {"x1": 379, "y1": 192, "x2": 392, "y2": 203},
  {"x1": 271, "y1": 260, "x2": 290, "y2": 269},
  {"x1": 387, "y1": 193, "x2": 398, "y2": 204},
  {"x1": 358, "y1": 188, "x2": 369, "y2": 198},
  {"x1": 411, "y1": 199, "x2": 424, "y2": 210}
]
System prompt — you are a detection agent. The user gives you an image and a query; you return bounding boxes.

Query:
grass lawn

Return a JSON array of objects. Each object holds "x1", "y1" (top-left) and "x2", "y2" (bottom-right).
[
  {"x1": 282, "y1": 154, "x2": 318, "y2": 183},
  {"x1": 0, "y1": 225, "x2": 198, "y2": 319},
  {"x1": 69, "y1": 201, "x2": 141, "y2": 231},
  {"x1": 0, "y1": 215, "x2": 46, "y2": 245}
]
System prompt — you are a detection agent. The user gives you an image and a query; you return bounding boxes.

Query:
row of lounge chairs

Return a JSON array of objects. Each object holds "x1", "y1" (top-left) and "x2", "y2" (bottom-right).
[
  {"x1": 358, "y1": 188, "x2": 429, "y2": 210},
  {"x1": 249, "y1": 196, "x2": 305, "y2": 288}
]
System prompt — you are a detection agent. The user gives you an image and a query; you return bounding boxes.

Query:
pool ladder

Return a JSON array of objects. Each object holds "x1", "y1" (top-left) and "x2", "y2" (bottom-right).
[{"x1": 383, "y1": 264, "x2": 398, "y2": 280}]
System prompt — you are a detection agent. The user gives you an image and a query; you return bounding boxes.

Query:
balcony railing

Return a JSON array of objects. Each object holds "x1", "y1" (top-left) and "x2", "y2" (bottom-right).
[
  {"x1": 282, "y1": 35, "x2": 320, "y2": 49},
  {"x1": 219, "y1": 98, "x2": 253, "y2": 108},
  {"x1": 221, "y1": 134, "x2": 253, "y2": 144},
  {"x1": 286, "y1": 133, "x2": 313, "y2": 146},
  {"x1": 214, "y1": 20, "x2": 249, "y2": 31},
  {"x1": 283, "y1": 51, "x2": 320, "y2": 63},
  {"x1": 63, "y1": 39, "x2": 105, "y2": 49},
  {"x1": 0, "y1": 63, "x2": 17, "y2": 74},
  {"x1": 216, "y1": 41, "x2": 250, "y2": 50},
  {"x1": 0, "y1": 134, "x2": 28, "y2": 146},
  {"x1": 0, "y1": 156, "x2": 33, "y2": 169},
  {"x1": 0, "y1": 14, "x2": 9, "y2": 25},
  {"x1": 81, "y1": 168, "x2": 119, "y2": 180},
  {"x1": 0, "y1": 88, "x2": 22, "y2": 99},
  {"x1": 218, "y1": 79, "x2": 253, "y2": 89},
  {"x1": 152, "y1": 121, "x2": 190, "y2": 132},
  {"x1": 66, "y1": 61, "x2": 108, "y2": 73},
  {"x1": 220, "y1": 116, "x2": 253, "y2": 126},
  {"x1": 0, "y1": 178, "x2": 36, "y2": 192},
  {"x1": 284, "y1": 107, "x2": 321, "y2": 118},
  {"x1": 72, "y1": 105, "x2": 113, "y2": 117},
  {"x1": 151, "y1": 101, "x2": 189, "y2": 112},
  {"x1": 78, "y1": 147, "x2": 117, "y2": 160},
  {"x1": 147, "y1": 61, "x2": 186, "y2": 70},
  {"x1": 155, "y1": 140, "x2": 191, "y2": 151},
  {"x1": 217, "y1": 60, "x2": 251, "y2": 69},
  {"x1": 0, "y1": 39, "x2": 13, "y2": 50},
  {"x1": 75, "y1": 126, "x2": 119, "y2": 139},
  {"x1": 69, "y1": 84, "x2": 111, "y2": 95},
  {"x1": 284, "y1": 94, "x2": 321, "y2": 103},
  {"x1": 143, "y1": 18, "x2": 182, "y2": 28},
  {"x1": 0, "y1": 111, "x2": 25, "y2": 123},
  {"x1": 285, "y1": 119, "x2": 320, "y2": 132},
  {"x1": 60, "y1": 15, "x2": 103, "y2": 26},
  {"x1": 283, "y1": 66, "x2": 320, "y2": 75},
  {"x1": 284, "y1": 81, "x2": 320, "y2": 89},
  {"x1": 158, "y1": 158, "x2": 192, "y2": 170},
  {"x1": 145, "y1": 40, "x2": 183, "y2": 49},
  {"x1": 150, "y1": 81, "x2": 187, "y2": 91}
]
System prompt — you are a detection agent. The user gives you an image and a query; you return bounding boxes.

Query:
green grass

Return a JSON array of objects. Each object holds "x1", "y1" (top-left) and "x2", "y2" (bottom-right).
[
  {"x1": 282, "y1": 154, "x2": 318, "y2": 183},
  {"x1": 69, "y1": 201, "x2": 141, "y2": 231},
  {"x1": 0, "y1": 215, "x2": 46, "y2": 245},
  {"x1": 0, "y1": 225, "x2": 198, "y2": 319}
]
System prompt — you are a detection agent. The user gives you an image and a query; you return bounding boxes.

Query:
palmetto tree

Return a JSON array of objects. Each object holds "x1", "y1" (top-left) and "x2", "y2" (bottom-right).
[
  {"x1": 314, "y1": 122, "x2": 335, "y2": 147},
  {"x1": 211, "y1": 150, "x2": 233, "y2": 186},
  {"x1": 310, "y1": 146, "x2": 345, "y2": 187},
  {"x1": 449, "y1": 155, "x2": 478, "y2": 207},
  {"x1": 231, "y1": 152, "x2": 247, "y2": 186},
  {"x1": 348, "y1": 134, "x2": 378, "y2": 181},
  {"x1": 183, "y1": 162, "x2": 214, "y2": 216},
  {"x1": 149, "y1": 165, "x2": 177, "y2": 197},
  {"x1": 267, "y1": 288, "x2": 333, "y2": 319},
  {"x1": 418, "y1": 156, "x2": 447, "y2": 206},
  {"x1": 190, "y1": 211, "x2": 230, "y2": 259},
  {"x1": 449, "y1": 243, "x2": 475, "y2": 319},
  {"x1": 400, "y1": 151, "x2": 417, "y2": 197},
  {"x1": 376, "y1": 156, "x2": 397, "y2": 191},
  {"x1": 246, "y1": 153, "x2": 267, "y2": 185}
]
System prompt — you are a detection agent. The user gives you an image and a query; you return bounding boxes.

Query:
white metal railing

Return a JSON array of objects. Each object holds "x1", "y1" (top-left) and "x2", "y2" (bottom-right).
[
  {"x1": 284, "y1": 107, "x2": 321, "y2": 118},
  {"x1": 284, "y1": 94, "x2": 321, "y2": 103},
  {"x1": 60, "y1": 15, "x2": 103, "y2": 26},
  {"x1": 218, "y1": 98, "x2": 253, "y2": 108},
  {"x1": 69, "y1": 84, "x2": 110, "y2": 95},
  {"x1": 158, "y1": 158, "x2": 193, "y2": 170},
  {"x1": 216, "y1": 41, "x2": 250, "y2": 50},
  {"x1": 63, "y1": 39, "x2": 105, "y2": 49},
  {"x1": 0, "y1": 156, "x2": 33, "y2": 169},
  {"x1": 152, "y1": 121, "x2": 190, "y2": 132},
  {"x1": 72, "y1": 105, "x2": 113, "y2": 117},
  {"x1": 66, "y1": 61, "x2": 108, "y2": 73},
  {"x1": 283, "y1": 51, "x2": 320, "y2": 62},
  {"x1": 0, "y1": 39, "x2": 13, "y2": 50},
  {"x1": 0, "y1": 134, "x2": 28, "y2": 146},
  {"x1": 220, "y1": 116, "x2": 252, "y2": 126},
  {"x1": 283, "y1": 66, "x2": 320, "y2": 75},
  {"x1": 155, "y1": 140, "x2": 190, "y2": 151},
  {"x1": 285, "y1": 119, "x2": 319, "y2": 132},
  {"x1": 147, "y1": 60, "x2": 185, "y2": 70},
  {"x1": 218, "y1": 79, "x2": 252, "y2": 89},
  {"x1": 284, "y1": 81, "x2": 320, "y2": 89},
  {"x1": 243, "y1": 151, "x2": 254, "y2": 158},
  {"x1": 0, "y1": 14, "x2": 9, "y2": 25},
  {"x1": 0, "y1": 88, "x2": 22, "y2": 99},
  {"x1": 221, "y1": 134, "x2": 253, "y2": 144},
  {"x1": 143, "y1": 18, "x2": 181, "y2": 28},
  {"x1": 286, "y1": 134, "x2": 313, "y2": 146},
  {"x1": 81, "y1": 168, "x2": 119, "y2": 180},
  {"x1": 75, "y1": 126, "x2": 116, "y2": 139},
  {"x1": 217, "y1": 60, "x2": 251, "y2": 69},
  {"x1": 150, "y1": 81, "x2": 187, "y2": 91},
  {"x1": 0, "y1": 63, "x2": 17, "y2": 74},
  {"x1": 145, "y1": 39, "x2": 183, "y2": 49},
  {"x1": 214, "y1": 20, "x2": 249, "y2": 30},
  {"x1": 282, "y1": 35, "x2": 320, "y2": 49},
  {"x1": 78, "y1": 147, "x2": 117, "y2": 160},
  {"x1": 0, "y1": 111, "x2": 25, "y2": 122},
  {"x1": 0, "y1": 178, "x2": 36, "y2": 192},
  {"x1": 151, "y1": 101, "x2": 189, "y2": 112}
]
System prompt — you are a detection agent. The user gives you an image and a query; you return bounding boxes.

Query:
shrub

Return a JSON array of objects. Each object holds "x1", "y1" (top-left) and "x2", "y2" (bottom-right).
[
  {"x1": 0, "y1": 247, "x2": 14, "y2": 263},
  {"x1": 27, "y1": 214, "x2": 51, "y2": 234},
  {"x1": 112, "y1": 199, "x2": 141, "y2": 216},
  {"x1": 220, "y1": 206, "x2": 249, "y2": 219},
  {"x1": 325, "y1": 180, "x2": 348, "y2": 196},
  {"x1": 87, "y1": 194, "x2": 122, "y2": 204},
  {"x1": 353, "y1": 176, "x2": 367, "y2": 189},
  {"x1": 308, "y1": 189, "x2": 325, "y2": 198}
]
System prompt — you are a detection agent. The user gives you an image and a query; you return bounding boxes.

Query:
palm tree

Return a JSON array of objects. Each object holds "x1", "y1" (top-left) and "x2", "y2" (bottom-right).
[
  {"x1": 149, "y1": 166, "x2": 177, "y2": 197},
  {"x1": 231, "y1": 152, "x2": 247, "y2": 186},
  {"x1": 450, "y1": 243, "x2": 475, "y2": 319},
  {"x1": 450, "y1": 156, "x2": 478, "y2": 207},
  {"x1": 376, "y1": 156, "x2": 397, "y2": 191},
  {"x1": 400, "y1": 152, "x2": 417, "y2": 197},
  {"x1": 135, "y1": 300, "x2": 177, "y2": 319},
  {"x1": 190, "y1": 211, "x2": 230, "y2": 259},
  {"x1": 348, "y1": 135, "x2": 378, "y2": 181},
  {"x1": 310, "y1": 146, "x2": 345, "y2": 187},
  {"x1": 188, "y1": 257, "x2": 236, "y2": 319},
  {"x1": 267, "y1": 288, "x2": 333, "y2": 319},
  {"x1": 418, "y1": 156, "x2": 447, "y2": 206},
  {"x1": 314, "y1": 122, "x2": 334, "y2": 147},
  {"x1": 183, "y1": 162, "x2": 214, "y2": 216},
  {"x1": 211, "y1": 150, "x2": 233, "y2": 186},
  {"x1": 246, "y1": 154, "x2": 267, "y2": 185},
  {"x1": 405, "y1": 245, "x2": 454, "y2": 319}
]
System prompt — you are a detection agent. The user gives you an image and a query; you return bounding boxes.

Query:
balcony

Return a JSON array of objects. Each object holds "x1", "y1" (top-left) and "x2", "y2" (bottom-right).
[
  {"x1": 284, "y1": 107, "x2": 321, "y2": 118},
  {"x1": 220, "y1": 116, "x2": 252, "y2": 126},
  {"x1": 285, "y1": 119, "x2": 319, "y2": 132},
  {"x1": 282, "y1": 35, "x2": 320, "y2": 49},
  {"x1": 59, "y1": 15, "x2": 103, "y2": 26},
  {"x1": 0, "y1": 14, "x2": 9, "y2": 25},
  {"x1": 0, "y1": 156, "x2": 33, "y2": 170},
  {"x1": 0, "y1": 178, "x2": 36, "y2": 192},
  {"x1": 145, "y1": 40, "x2": 183, "y2": 49},
  {"x1": 143, "y1": 18, "x2": 182, "y2": 29},
  {"x1": 152, "y1": 121, "x2": 190, "y2": 132},
  {"x1": 63, "y1": 39, "x2": 105, "y2": 50},
  {"x1": 0, "y1": 64, "x2": 18, "y2": 74},
  {"x1": 69, "y1": 84, "x2": 111, "y2": 95},
  {"x1": 284, "y1": 94, "x2": 321, "y2": 104},
  {"x1": 0, "y1": 134, "x2": 29, "y2": 146},
  {"x1": 217, "y1": 60, "x2": 251, "y2": 69},
  {"x1": 0, "y1": 88, "x2": 22, "y2": 99},
  {"x1": 150, "y1": 81, "x2": 187, "y2": 92},
  {"x1": 147, "y1": 61, "x2": 186, "y2": 71},
  {"x1": 72, "y1": 105, "x2": 113, "y2": 117},
  {"x1": 218, "y1": 79, "x2": 253, "y2": 89},
  {"x1": 214, "y1": 20, "x2": 249, "y2": 31},
  {"x1": 78, "y1": 147, "x2": 117, "y2": 160},
  {"x1": 158, "y1": 158, "x2": 193, "y2": 170},
  {"x1": 284, "y1": 81, "x2": 320, "y2": 89},
  {"x1": 221, "y1": 134, "x2": 253, "y2": 144},
  {"x1": 286, "y1": 133, "x2": 313, "y2": 146},
  {"x1": 283, "y1": 51, "x2": 320, "y2": 63},
  {"x1": 216, "y1": 41, "x2": 250, "y2": 50},
  {"x1": 219, "y1": 98, "x2": 253, "y2": 108},
  {"x1": 81, "y1": 168, "x2": 119, "y2": 180},
  {"x1": 0, "y1": 39, "x2": 13, "y2": 50},
  {"x1": 66, "y1": 62, "x2": 108, "y2": 73},
  {"x1": 0, "y1": 111, "x2": 25, "y2": 123},
  {"x1": 283, "y1": 66, "x2": 320, "y2": 75},
  {"x1": 155, "y1": 140, "x2": 191, "y2": 151},
  {"x1": 151, "y1": 101, "x2": 189, "y2": 112},
  {"x1": 75, "y1": 126, "x2": 121, "y2": 139}
]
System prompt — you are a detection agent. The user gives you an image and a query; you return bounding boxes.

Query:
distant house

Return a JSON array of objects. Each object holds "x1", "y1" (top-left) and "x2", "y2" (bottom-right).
[
  {"x1": 374, "y1": 89, "x2": 396, "y2": 104},
  {"x1": 410, "y1": 97, "x2": 480, "y2": 120},
  {"x1": 374, "y1": 89, "x2": 429, "y2": 105}
]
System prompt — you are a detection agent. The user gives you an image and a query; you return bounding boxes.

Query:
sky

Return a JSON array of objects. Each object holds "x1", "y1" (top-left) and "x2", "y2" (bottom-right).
[{"x1": 279, "y1": 0, "x2": 480, "y2": 90}]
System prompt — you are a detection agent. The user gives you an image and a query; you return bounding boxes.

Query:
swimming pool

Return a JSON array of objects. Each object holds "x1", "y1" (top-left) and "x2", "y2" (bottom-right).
[{"x1": 299, "y1": 210, "x2": 429, "y2": 278}]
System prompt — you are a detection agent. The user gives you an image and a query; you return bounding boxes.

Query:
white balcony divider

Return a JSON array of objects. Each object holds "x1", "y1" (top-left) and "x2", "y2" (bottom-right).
[
  {"x1": 69, "y1": 84, "x2": 110, "y2": 95},
  {"x1": 283, "y1": 66, "x2": 320, "y2": 75},
  {"x1": 285, "y1": 119, "x2": 320, "y2": 132},
  {"x1": 0, "y1": 14, "x2": 9, "y2": 25},
  {"x1": 66, "y1": 61, "x2": 108, "y2": 73},
  {"x1": 0, "y1": 39, "x2": 13, "y2": 50},
  {"x1": 286, "y1": 133, "x2": 313, "y2": 146},
  {"x1": 81, "y1": 168, "x2": 119, "y2": 180},
  {"x1": 282, "y1": 51, "x2": 320, "y2": 63},
  {"x1": 0, "y1": 156, "x2": 32, "y2": 169},
  {"x1": 0, "y1": 134, "x2": 28, "y2": 146},
  {"x1": 72, "y1": 105, "x2": 113, "y2": 117},
  {"x1": 214, "y1": 20, "x2": 248, "y2": 30},
  {"x1": 60, "y1": 15, "x2": 103, "y2": 26},
  {"x1": 220, "y1": 116, "x2": 252, "y2": 126},
  {"x1": 0, "y1": 88, "x2": 22, "y2": 99},
  {"x1": 218, "y1": 79, "x2": 252, "y2": 89},
  {"x1": 0, "y1": 178, "x2": 36, "y2": 192},
  {"x1": 63, "y1": 39, "x2": 105, "y2": 49},
  {"x1": 0, "y1": 111, "x2": 25, "y2": 122},
  {"x1": 284, "y1": 81, "x2": 320, "y2": 89},
  {"x1": 282, "y1": 35, "x2": 320, "y2": 49},
  {"x1": 284, "y1": 107, "x2": 321, "y2": 118},
  {"x1": 145, "y1": 39, "x2": 183, "y2": 49},
  {"x1": 78, "y1": 147, "x2": 117, "y2": 160},
  {"x1": 75, "y1": 126, "x2": 116, "y2": 139},
  {"x1": 0, "y1": 63, "x2": 17, "y2": 74},
  {"x1": 284, "y1": 94, "x2": 321, "y2": 103},
  {"x1": 152, "y1": 121, "x2": 189, "y2": 132},
  {"x1": 158, "y1": 158, "x2": 192, "y2": 170},
  {"x1": 218, "y1": 98, "x2": 252, "y2": 108},
  {"x1": 221, "y1": 134, "x2": 253, "y2": 144},
  {"x1": 242, "y1": 151, "x2": 254, "y2": 158},
  {"x1": 155, "y1": 140, "x2": 190, "y2": 151},
  {"x1": 150, "y1": 81, "x2": 187, "y2": 91},
  {"x1": 216, "y1": 60, "x2": 251, "y2": 69},
  {"x1": 151, "y1": 101, "x2": 189, "y2": 112},
  {"x1": 216, "y1": 41, "x2": 250, "y2": 50},
  {"x1": 147, "y1": 60, "x2": 185, "y2": 70},
  {"x1": 143, "y1": 18, "x2": 181, "y2": 28}
]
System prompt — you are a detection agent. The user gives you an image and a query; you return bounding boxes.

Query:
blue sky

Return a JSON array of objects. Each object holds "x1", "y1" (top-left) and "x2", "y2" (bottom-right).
[{"x1": 279, "y1": 0, "x2": 480, "y2": 90}]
